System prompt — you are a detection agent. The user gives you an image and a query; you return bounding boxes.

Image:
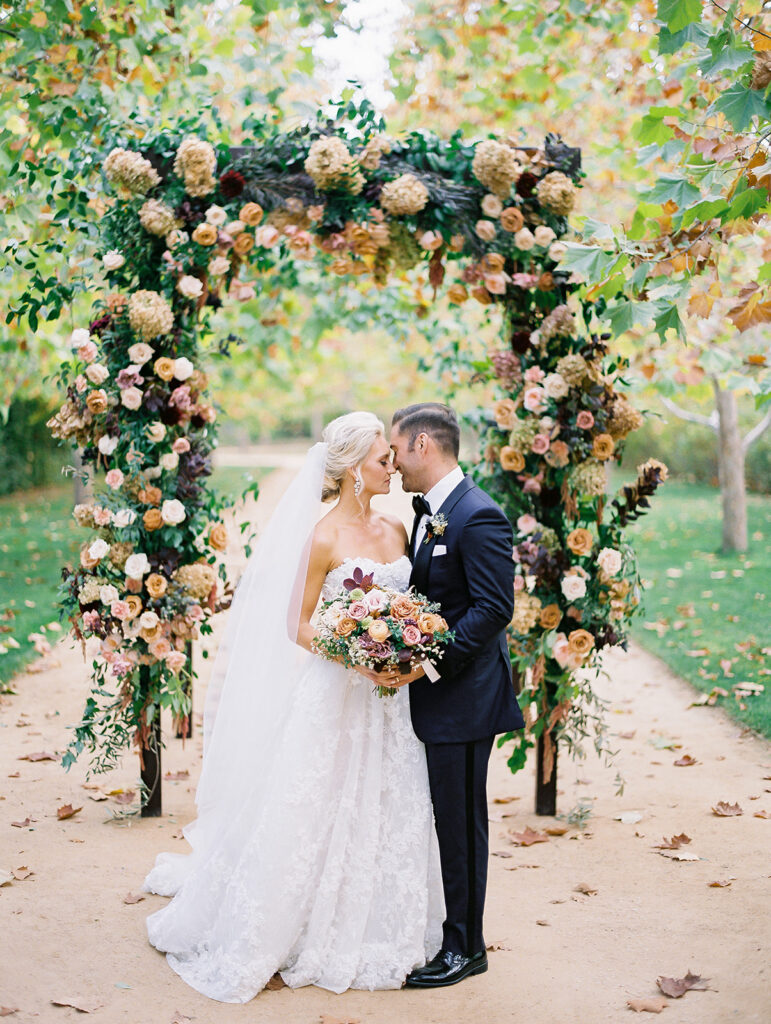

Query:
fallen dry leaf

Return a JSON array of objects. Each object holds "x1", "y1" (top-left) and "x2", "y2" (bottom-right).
[
  {"x1": 574, "y1": 882, "x2": 598, "y2": 895},
  {"x1": 57, "y1": 803, "x2": 82, "y2": 821},
  {"x1": 88, "y1": 791, "x2": 108, "y2": 802},
  {"x1": 509, "y1": 826, "x2": 550, "y2": 847},
  {"x1": 614, "y1": 811, "x2": 644, "y2": 825},
  {"x1": 627, "y1": 996, "x2": 669, "y2": 1013},
  {"x1": 492, "y1": 796, "x2": 520, "y2": 804},
  {"x1": 0, "y1": 870, "x2": 14, "y2": 886},
  {"x1": 163, "y1": 770, "x2": 190, "y2": 781},
  {"x1": 618, "y1": 730, "x2": 637, "y2": 739},
  {"x1": 113, "y1": 790, "x2": 136, "y2": 805},
  {"x1": 653, "y1": 833, "x2": 691, "y2": 850},
  {"x1": 0, "y1": 1008, "x2": 19, "y2": 1018},
  {"x1": 10, "y1": 817, "x2": 33, "y2": 828},
  {"x1": 17, "y1": 751, "x2": 56, "y2": 762},
  {"x1": 170, "y1": 1013, "x2": 193, "y2": 1024},
  {"x1": 50, "y1": 996, "x2": 101, "y2": 1013},
  {"x1": 545, "y1": 825, "x2": 569, "y2": 836},
  {"x1": 659, "y1": 850, "x2": 700, "y2": 862},
  {"x1": 486, "y1": 941, "x2": 511, "y2": 951},
  {"x1": 673, "y1": 755, "x2": 698, "y2": 767},
  {"x1": 265, "y1": 973, "x2": 286, "y2": 991},
  {"x1": 12, "y1": 866, "x2": 33, "y2": 880},
  {"x1": 657, "y1": 971, "x2": 710, "y2": 998},
  {"x1": 754, "y1": 809, "x2": 770, "y2": 819},
  {"x1": 708, "y1": 879, "x2": 732, "y2": 887},
  {"x1": 7, "y1": 771, "x2": 20, "y2": 778},
  {"x1": 123, "y1": 892, "x2": 145, "y2": 905},
  {"x1": 535, "y1": 919, "x2": 550, "y2": 926},
  {"x1": 492, "y1": 850, "x2": 513, "y2": 858},
  {"x1": 712, "y1": 801, "x2": 743, "y2": 816}
]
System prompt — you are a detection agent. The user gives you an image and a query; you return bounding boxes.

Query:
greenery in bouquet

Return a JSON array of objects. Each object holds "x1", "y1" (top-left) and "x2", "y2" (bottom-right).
[{"x1": 312, "y1": 566, "x2": 454, "y2": 697}]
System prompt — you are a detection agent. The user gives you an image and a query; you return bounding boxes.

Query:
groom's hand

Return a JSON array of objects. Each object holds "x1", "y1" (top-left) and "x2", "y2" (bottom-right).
[{"x1": 379, "y1": 662, "x2": 426, "y2": 687}]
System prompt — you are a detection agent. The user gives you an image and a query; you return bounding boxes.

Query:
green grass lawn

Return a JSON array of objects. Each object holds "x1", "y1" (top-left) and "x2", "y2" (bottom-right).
[
  {"x1": 0, "y1": 465, "x2": 269, "y2": 690},
  {"x1": 626, "y1": 480, "x2": 771, "y2": 739}
]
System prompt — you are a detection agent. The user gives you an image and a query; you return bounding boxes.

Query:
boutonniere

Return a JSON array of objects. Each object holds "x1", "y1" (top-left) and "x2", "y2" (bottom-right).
[{"x1": 424, "y1": 512, "x2": 448, "y2": 544}]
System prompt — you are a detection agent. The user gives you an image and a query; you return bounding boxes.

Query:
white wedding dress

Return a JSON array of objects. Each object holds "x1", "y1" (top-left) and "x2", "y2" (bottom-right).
[{"x1": 144, "y1": 555, "x2": 444, "y2": 1003}]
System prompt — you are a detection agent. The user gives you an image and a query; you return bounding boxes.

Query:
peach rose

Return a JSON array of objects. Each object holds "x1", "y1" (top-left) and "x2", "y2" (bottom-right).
[
  {"x1": 143, "y1": 508, "x2": 163, "y2": 531},
  {"x1": 145, "y1": 573, "x2": 168, "y2": 598},
  {"x1": 368, "y1": 619, "x2": 391, "y2": 642},
  {"x1": 567, "y1": 628, "x2": 595, "y2": 657},
  {"x1": 192, "y1": 222, "x2": 218, "y2": 246},
  {"x1": 165, "y1": 649, "x2": 187, "y2": 674},
  {"x1": 149, "y1": 637, "x2": 173, "y2": 660},
  {"x1": 336, "y1": 617, "x2": 357, "y2": 637},
  {"x1": 239, "y1": 202, "x2": 263, "y2": 226},
  {"x1": 471, "y1": 285, "x2": 493, "y2": 305},
  {"x1": 447, "y1": 283, "x2": 468, "y2": 304},
  {"x1": 105, "y1": 468, "x2": 124, "y2": 489},
  {"x1": 500, "y1": 207, "x2": 524, "y2": 232},
  {"x1": 539, "y1": 604, "x2": 562, "y2": 630},
  {"x1": 154, "y1": 357, "x2": 175, "y2": 381},
  {"x1": 545, "y1": 440, "x2": 570, "y2": 468},
  {"x1": 209, "y1": 523, "x2": 227, "y2": 551},
  {"x1": 140, "y1": 622, "x2": 163, "y2": 643},
  {"x1": 124, "y1": 595, "x2": 143, "y2": 620},
  {"x1": 390, "y1": 594, "x2": 419, "y2": 620},
  {"x1": 255, "y1": 224, "x2": 280, "y2": 247},
  {"x1": 232, "y1": 232, "x2": 255, "y2": 256},
  {"x1": 484, "y1": 272, "x2": 508, "y2": 295},
  {"x1": 417, "y1": 613, "x2": 444, "y2": 635},
  {"x1": 481, "y1": 193, "x2": 503, "y2": 218},
  {"x1": 576, "y1": 410, "x2": 595, "y2": 430},
  {"x1": 86, "y1": 389, "x2": 108, "y2": 414},
  {"x1": 474, "y1": 219, "x2": 497, "y2": 242},
  {"x1": 139, "y1": 485, "x2": 162, "y2": 506},
  {"x1": 494, "y1": 398, "x2": 518, "y2": 430},
  {"x1": 592, "y1": 433, "x2": 615, "y2": 460},
  {"x1": 566, "y1": 528, "x2": 593, "y2": 557},
  {"x1": 500, "y1": 446, "x2": 525, "y2": 472},
  {"x1": 482, "y1": 252, "x2": 505, "y2": 273}
]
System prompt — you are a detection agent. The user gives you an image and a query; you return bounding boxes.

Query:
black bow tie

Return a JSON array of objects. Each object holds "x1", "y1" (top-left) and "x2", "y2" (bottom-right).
[{"x1": 412, "y1": 494, "x2": 432, "y2": 519}]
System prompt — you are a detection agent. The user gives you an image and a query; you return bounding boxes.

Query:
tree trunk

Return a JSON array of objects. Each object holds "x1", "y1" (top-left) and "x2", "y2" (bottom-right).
[
  {"x1": 535, "y1": 732, "x2": 557, "y2": 816},
  {"x1": 139, "y1": 667, "x2": 163, "y2": 817},
  {"x1": 713, "y1": 384, "x2": 747, "y2": 553}
]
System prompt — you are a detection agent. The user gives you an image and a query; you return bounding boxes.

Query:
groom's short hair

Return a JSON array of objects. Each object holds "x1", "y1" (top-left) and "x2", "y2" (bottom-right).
[{"x1": 392, "y1": 403, "x2": 460, "y2": 459}]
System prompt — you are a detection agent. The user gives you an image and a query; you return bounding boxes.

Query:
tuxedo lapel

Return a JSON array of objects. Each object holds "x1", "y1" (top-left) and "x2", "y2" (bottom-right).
[
  {"x1": 435, "y1": 475, "x2": 475, "y2": 519},
  {"x1": 409, "y1": 475, "x2": 475, "y2": 591}
]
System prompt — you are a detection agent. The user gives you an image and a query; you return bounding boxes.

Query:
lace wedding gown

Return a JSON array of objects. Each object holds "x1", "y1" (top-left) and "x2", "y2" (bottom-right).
[{"x1": 144, "y1": 555, "x2": 444, "y2": 1002}]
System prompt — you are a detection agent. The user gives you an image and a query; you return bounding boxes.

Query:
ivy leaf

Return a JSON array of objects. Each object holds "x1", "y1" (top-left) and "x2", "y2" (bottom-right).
[
  {"x1": 712, "y1": 84, "x2": 771, "y2": 132},
  {"x1": 657, "y1": 0, "x2": 702, "y2": 33}
]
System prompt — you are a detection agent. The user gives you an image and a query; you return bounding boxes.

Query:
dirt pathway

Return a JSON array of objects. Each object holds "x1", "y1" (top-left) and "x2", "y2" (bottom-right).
[{"x1": 1, "y1": 464, "x2": 769, "y2": 1023}]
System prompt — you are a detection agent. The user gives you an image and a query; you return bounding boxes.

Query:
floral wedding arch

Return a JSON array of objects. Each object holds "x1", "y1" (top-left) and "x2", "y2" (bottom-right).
[{"x1": 48, "y1": 105, "x2": 666, "y2": 814}]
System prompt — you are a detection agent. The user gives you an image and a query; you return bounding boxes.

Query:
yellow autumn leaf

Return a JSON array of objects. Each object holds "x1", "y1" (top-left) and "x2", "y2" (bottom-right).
[
  {"x1": 30, "y1": 11, "x2": 47, "y2": 28},
  {"x1": 688, "y1": 291, "x2": 714, "y2": 318},
  {"x1": 753, "y1": 29, "x2": 771, "y2": 52}
]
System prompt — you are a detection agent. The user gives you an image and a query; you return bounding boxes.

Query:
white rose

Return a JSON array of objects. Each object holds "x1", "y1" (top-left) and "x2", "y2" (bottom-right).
[
  {"x1": 534, "y1": 225, "x2": 556, "y2": 247},
  {"x1": 85, "y1": 363, "x2": 109, "y2": 385},
  {"x1": 144, "y1": 466, "x2": 163, "y2": 480},
  {"x1": 88, "y1": 539, "x2": 110, "y2": 560},
  {"x1": 146, "y1": 422, "x2": 167, "y2": 443},
  {"x1": 102, "y1": 251, "x2": 125, "y2": 271},
  {"x1": 177, "y1": 275, "x2": 204, "y2": 299},
  {"x1": 548, "y1": 240, "x2": 568, "y2": 262},
  {"x1": 166, "y1": 229, "x2": 189, "y2": 249},
  {"x1": 98, "y1": 435, "x2": 119, "y2": 456},
  {"x1": 112, "y1": 509, "x2": 136, "y2": 528},
  {"x1": 255, "y1": 224, "x2": 280, "y2": 247},
  {"x1": 99, "y1": 584, "x2": 120, "y2": 605},
  {"x1": 597, "y1": 547, "x2": 623, "y2": 576},
  {"x1": 139, "y1": 611, "x2": 160, "y2": 631},
  {"x1": 159, "y1": 452, "x2": 179, "y2": 471},
  {"x1": 208, "y1": 256, "x2": 230, "y2": 276},
  {"x1": 173, "y1": 357, "x2": 194, "y2": 381},
  {"x1": 161, "y1": 499, "x2": 186, "y2": 525},
  {"x1": 561, "y1": 574, "x2": 587, "y2": 601},
  {"x1": 124, "y1": 553, "x2": 151, "y2": 579},
  {"x1": 205, "y1": 205, "x2": 227, "y2": 226},
  {"x1": 543, "y1": 373, "x2": 569, "y2": 400},
  {"x1": 225, "y1": 220, "x2": 245, "y2": 235},
  {"x1": 481, "y1": 193, "x2": 503, "y2": 218},
  {"x1": 121, "y1": 387, "x2": 143, "y2": 410},
  {"x1": 523, "y1": 386, "x2": 546, "y2": 413},
  {"x1": 128, "y1": 342, "x2": 154, "y2": 364},
  {"x1": 70, "y1": 328, "x2": 90, "y2": 348},
  {"x1": 513, "y1": 228, "x2": 535, "y2": 251}
]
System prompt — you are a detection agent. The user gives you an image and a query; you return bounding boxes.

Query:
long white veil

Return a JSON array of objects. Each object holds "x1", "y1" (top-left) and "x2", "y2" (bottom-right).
[{"x1": 144, "y1": 442, "x2": 327, "y2": 894}]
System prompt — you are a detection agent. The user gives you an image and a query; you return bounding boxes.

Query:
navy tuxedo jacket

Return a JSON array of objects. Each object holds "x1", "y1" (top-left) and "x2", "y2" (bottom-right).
[{"x1": 408, "y1": 475, "x2": 525, "y2": 745}]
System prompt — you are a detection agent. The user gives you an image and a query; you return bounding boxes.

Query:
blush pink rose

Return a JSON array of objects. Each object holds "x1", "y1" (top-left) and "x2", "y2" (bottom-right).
[
  {"x1": 365, "y1": 589, "x2": 388, "y2": 613},
  {"x1": 187, "y1": 604, "x2": 204, "y2": 622},
  {"x1": 110, "y1": 600, "x2": 131, "y2": 621},
  {"x1": 348, "y1": 601, "x2": 369, "y2": 621},
  {"x1": 523, "y1": 386, "x2": 546, "y2": 414},
  {"x1": 524, "y1": 366, "x2": 545, "y2": 383},
  {"x1": 516, "y1": 513, "x2": 538, "y2": 535},
  {"x1": 531, "y1": 434, "x2": 550, "y2": 454},
  {"x1": 82, "y1": 610, "x2": 101, "y2": 631},
  {"x1": 93, "y1": 506, "x2": 112, "y2": 526},
  {"x1": 77, "y1": 341, "x2": 98, "y2": 363},
  {"x1": 576, "y1": 410, "x2": 595, "y2": 429},
  {"x1": 514, "y1": 575, "x2": 526, "y2": 592},
  {"x1": 402, "y1": 624, "x2": 422, "y2": 646},
  {"x1": 165, "y1": 650, "x2": 187, "y2": 674},
  {"x1": 172, "y1": 437, "x2": 191, "y2": 454},
  {"x1": 105, "y1": 468, "x2": 124, "y2": 489}
]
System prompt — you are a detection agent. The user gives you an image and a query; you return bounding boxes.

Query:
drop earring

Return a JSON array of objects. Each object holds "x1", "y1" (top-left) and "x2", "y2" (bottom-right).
[{"x1": 354, "y1": 473, "x2": 362, "y2": 497}]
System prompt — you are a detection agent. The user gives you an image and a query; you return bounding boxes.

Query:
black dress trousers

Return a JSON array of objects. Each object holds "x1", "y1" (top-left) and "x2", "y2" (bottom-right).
[{"x1": 424, "y1": 734, "x2": 495, "y2": 956}]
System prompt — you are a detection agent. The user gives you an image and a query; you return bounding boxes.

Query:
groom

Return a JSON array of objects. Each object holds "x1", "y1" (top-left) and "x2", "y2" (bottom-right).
[{"x1": 388, "y1": 403, "x2": 525, "y2": 989}]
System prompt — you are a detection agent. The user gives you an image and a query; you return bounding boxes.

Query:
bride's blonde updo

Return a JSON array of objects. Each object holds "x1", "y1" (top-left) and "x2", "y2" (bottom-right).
[{"x1": 321, "y1": 411, "x2": 385, "y2": 502}]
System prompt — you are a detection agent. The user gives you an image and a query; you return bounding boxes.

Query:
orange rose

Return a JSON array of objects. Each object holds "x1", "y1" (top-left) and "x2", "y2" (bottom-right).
[
  {"x1": 79, "y1": 545, "x2": 100, "y2": 570},
  {"x1": 124, "y1": 595, "x2": 143, "y2": 619},
  {"x1": 140, "y1": 622, "x2": 163, "y2": 643},
  {"x1": 145, "y1": 573, "x2": 168, "y2": 598},
  {"x1": 124, "y1": 576, "x2": 143, "y2": 594},
  {"x1": 106, "y1": 292, "x2": 127, "y2": 314},
  {"x1": 154, "y1": 357, "x2": 175, "y2": 381},
  {"x1": 336, "y1": 617, "x2": 357, "y2": 637},
  {"x1": 417, "y1": 612, "x2": 444, "y2": 635},
  {"x1": 239, "y1": 202, "x2": 263, "y2": 226},
  {"x1": 494, "y1": 398, "x2": 517, "y2": 430},
  {"x1": 447, "y1": 283, "x2": 468, "y2": 304},
  {"x1": 86, "y1": 389, "x2": 108, "y2": 414},
  {"x1": 500, "y1": 207, "x2": 524, "y2": 232},
  {"x1": 566, "y1": 528, "x2": 593, "y2": 557},
  {"x1": 368, "y1": 619, "x2": 391, "y2": 642},
  {"x1": 232, "y1": 232, "x2": 255, "y2": 256},
  {"x1": 567, "y1": 628, "x2": 594, "y2": 657},
  {"x1": 545, "y1": 440, "x2": 570, "y2": 468},
  {"x1": 192, "y1": 222, "x2": 218, "y2": 246},
  {"x1": 143, "y1": 508, "x2": 163, "y2": 531},
  {"x1": 390, "y1": 594, "x2": 419, "y2": 620},
  {"x1": 500, "y1": 446, "x2": 525, "y2": 472},
  {"x1": 208, "y1": 523, "x2": 227, "y2": 550},
  {"x1": 482, "y1": 252, "x2": 505, "y2": 273},
  {"x1": 539, "y1": 604, "x2": 562, "y2": 630},
  {"x1": 537, "y1": 271, "x2": 554, "y2": 290},
  {"x1": 139, "y1": 485, "x2": 162, "y2": 506},
  {"x1": 471, "y1": 285, "x2": 493, "y2": 305},
  {"x1": 592, "y1": 433, "x2": 615, "y2": 460}
]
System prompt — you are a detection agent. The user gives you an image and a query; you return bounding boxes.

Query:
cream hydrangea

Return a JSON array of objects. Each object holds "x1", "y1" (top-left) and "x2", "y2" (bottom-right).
[
  {"x1": 472, "y1": 139, "x2": 522, "y2": 197},
  {"x1": 128, "y1": 290, "x2": 174, "y2": 341},
  {"x1": 103, "y1": 148, "x2": 160, "y2": 198},
  {"x1": 139, "y1": 199, "x2": 179, "y2": 237},
  {"x1": 173, "y1": 137, "x2": 217, "y2": 198},
  {"x1": 569, "y1": 458, "x2": 607, "y2": 497},
  {"x1": 304, "y1": 137, "x2": 364, "y2": 194},
  {"x1": 511, "y1": 591, "x2": 542, "y2": 634},
  {"x1": 555, "y1": 352, "x2": 589, "y2": 387},
  {"x1": 540, "y1": 305, "x2": 576, "y2": 344},
  {"x1": 508, "y1": 416, "x2": 541, "y2": 454},
  {"x1": 173, "y1": 562, "x2": 218, "y2": 601},
  {"x1": 379, "y1": 173, "x2": 429, "y2": 216},
  {"x1": 535, "y1": 171, "x2": 578, "y2": 216}
]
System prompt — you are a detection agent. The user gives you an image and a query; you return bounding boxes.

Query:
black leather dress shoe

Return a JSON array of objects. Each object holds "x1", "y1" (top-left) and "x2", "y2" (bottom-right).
[{"x1": 404, "y1": 948, "x2": 488, "y2": 988}]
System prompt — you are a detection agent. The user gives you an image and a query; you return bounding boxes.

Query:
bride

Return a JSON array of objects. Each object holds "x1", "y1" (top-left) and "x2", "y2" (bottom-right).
[{"x1": 143, "y1": 412, "x2": 444, "y2": 1002}]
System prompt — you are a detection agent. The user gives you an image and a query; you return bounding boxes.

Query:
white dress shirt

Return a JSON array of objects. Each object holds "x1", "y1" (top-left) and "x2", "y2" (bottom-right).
[{"x1": 413, "y1": 465, "x2": 465, "y2": 553}]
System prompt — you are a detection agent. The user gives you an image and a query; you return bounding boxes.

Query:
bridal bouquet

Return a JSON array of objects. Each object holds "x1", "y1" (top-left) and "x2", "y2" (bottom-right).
[{"x1": 313, "y1": 566, "x2": 454, "y2": 696}]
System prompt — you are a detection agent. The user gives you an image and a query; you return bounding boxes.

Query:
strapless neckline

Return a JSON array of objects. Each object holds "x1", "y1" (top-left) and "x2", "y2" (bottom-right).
[{"x1": 328, "y1": 554, "x2": 412, "y2": 575}]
